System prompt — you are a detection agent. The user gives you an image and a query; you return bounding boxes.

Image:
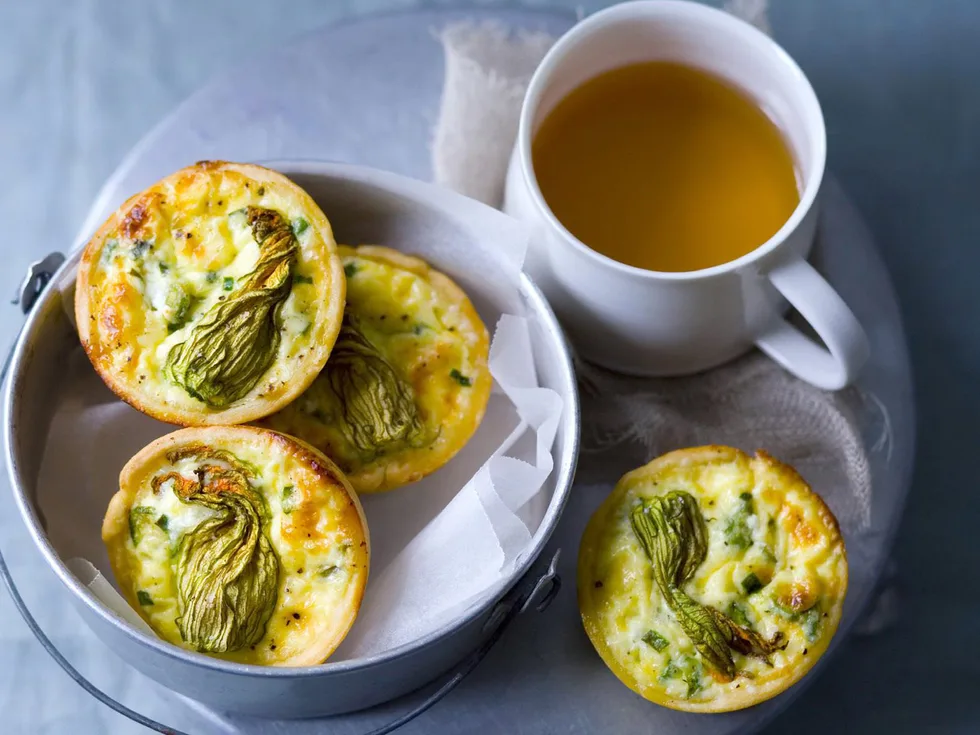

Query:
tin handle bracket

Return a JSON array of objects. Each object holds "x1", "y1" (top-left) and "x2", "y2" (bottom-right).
[
  {"x1": 478, "y1": 548, "x2": 561, "y2": 636},
  {"x1": 520, "y1": 548, "x2": 561, "y2": 614},
  {"x1": 14, "y1": 252, "x2": 66, "y2": 314}
]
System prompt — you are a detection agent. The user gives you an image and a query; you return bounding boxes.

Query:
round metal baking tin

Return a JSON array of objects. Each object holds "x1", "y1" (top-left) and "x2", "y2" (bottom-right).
[{"x1": 4, "y1": 161, "x2": 581, "y2": 719}]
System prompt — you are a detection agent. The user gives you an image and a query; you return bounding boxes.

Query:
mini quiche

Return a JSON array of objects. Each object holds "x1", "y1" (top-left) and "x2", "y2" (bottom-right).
[
  {"x1": 578, "y1": 446, "x2": 847, "y2": 712},
  {"x1": 102, "y1": 425, "x2": 369, "y2": 667},
  {"x1": 260, "y1": 245, "x2": 491, "y2": 493},
  {"x1": 75, "y1": 161, "x2": 346, "y2": 425}
]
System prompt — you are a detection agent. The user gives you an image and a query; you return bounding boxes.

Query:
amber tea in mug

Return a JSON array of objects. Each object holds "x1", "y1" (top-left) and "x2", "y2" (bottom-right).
[{"x1": 531, "y1": 61, "x2": 800, "y2": 273}]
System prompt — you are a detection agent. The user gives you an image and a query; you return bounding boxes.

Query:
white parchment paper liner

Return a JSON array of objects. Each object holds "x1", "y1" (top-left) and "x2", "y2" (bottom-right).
[{"x1": 38, "y1": 174, "x2": 563, "y2": 660}]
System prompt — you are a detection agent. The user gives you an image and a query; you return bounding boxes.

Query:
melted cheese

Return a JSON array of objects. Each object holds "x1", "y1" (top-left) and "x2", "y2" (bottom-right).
[
  {"x1": 578, "y1": 446, "x2": 848, "y2": 712},
  {"x1": 261, "y1": 245, "x2": 492, "y2": 493},
  {"x1": 103, "y1": 426, "x2": 368, "y2": 667},
  {"x1": 76, "y1": 161, "x2": 344, "y2": 425}
]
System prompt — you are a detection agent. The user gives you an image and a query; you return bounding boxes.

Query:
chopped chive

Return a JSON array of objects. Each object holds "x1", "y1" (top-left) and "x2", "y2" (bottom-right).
[
  {"x1": 282, "y1": 485, "x2": 298, "y2": 514},
  {"x1": 128, "y1": 506, "x2": 154, "y2": 545},
  {"x1": 742, "y1": 572, "x2": 764, "y2": 594},
  {"x1": 137, "y1": 590, "x2": 154, "y2": 606},
  {"x1": 667, "y1": 655, "x2": 704, "y2": 698},
  {"x1": 293, "y1": 274, "x2": 313, "y2": 284},
  {"x1": 205, "y1": 270, "x2": 218, "y2": 283},
  {"x1": 223, "y1": 277, "x2": 234, "y2": 291},
  {"x1": 802, "y1": 608, "x2": 821, "y2": 642},
  {"x1": 317, "y1": 565, "x2": 338, "y2": 578},
  {"x1": 659, "y1": 661, "x2": 680, "y2": 681},
  {"x1": 642, "y1": 630, "x2": 670, "y2": 652},
  {"x1": 727, "y1": 601, "x2": 751, "y2": 627},
  {"x1": 725, "y1": 522, "x2": 752, "y2": 549},
  {"x1": 165, "y1": 287, "x2": 194, "y2": 333},
  {"x1": 343, "y1": 262, "x2": 357, "y2": 279},
  {"x1": 291, "y1": 217, "x2": 309, "y2": 236},
  {"x1": 159, "y1": 262, "x2": 169, "y2": 274},
  {"x1": 413, "y1": 323, "x2": 429, "y2": 336},
  {"x1": 131, "y1": 239, "x2": 151, "y2": 258},
  {"x1": 101, "y1": 239, "x2": 119, "y2": 264},
  {"x1": 450, "y1": 368, "x2": 472, "y2": 387},
  {"x1": 155, "y1": 515, "x2": 169, "y2": 532},
  {"x1": 725, "y1": 494, "x2": 755, "y2": 550},
  {"x1": 737, "y1": 492, "x2": 754, "y2": 515},
  {"x1": 684, "y1": 665, "x2": 703, "y2": 698}
]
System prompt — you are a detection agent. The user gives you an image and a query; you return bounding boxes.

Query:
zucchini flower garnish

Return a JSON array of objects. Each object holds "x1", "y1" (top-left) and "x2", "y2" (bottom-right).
[
  {"x1": 631, "y1": 491, "x2": 785, "y2": 680},
  {"x1": 152, "y1": 446, "x2": 279, "y2": 653},
  {"x1": 325, "y1": 317, "x2": 424, "y2": 456},
  {"x1": 165, "y1": 207, "x2": 298, "y2": 407}
]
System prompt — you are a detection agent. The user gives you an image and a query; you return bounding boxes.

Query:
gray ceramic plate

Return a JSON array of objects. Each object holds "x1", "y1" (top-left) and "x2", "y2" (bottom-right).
[{"x1": 3, "y1": 7, "x2": 914, "y2": 735}]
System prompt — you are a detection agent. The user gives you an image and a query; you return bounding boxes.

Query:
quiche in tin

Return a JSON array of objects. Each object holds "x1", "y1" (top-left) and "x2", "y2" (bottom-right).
[
  {"x1": 75, "y1": 160, "x2": 346, "y2": 426},
  {"x1": 102, "y1": 426, "x2": 369, "y2": 667},
  {"x1": 261, "y1": 245, "x2": 492, "y2": 493},
  {"x1": 578, "y1": 446, "x2": 848, "y2": 712}
]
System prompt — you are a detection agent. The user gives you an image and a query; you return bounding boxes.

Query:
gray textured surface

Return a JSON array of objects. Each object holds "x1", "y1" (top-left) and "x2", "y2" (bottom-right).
[{"x1": 0, "y1": 0, "x2": 973, "y2": 733}]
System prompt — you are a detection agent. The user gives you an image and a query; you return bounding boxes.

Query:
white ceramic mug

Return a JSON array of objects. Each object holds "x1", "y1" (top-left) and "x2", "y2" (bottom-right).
[{"x1": 503, "y1": 0, "x2": 869, "y2": 390}]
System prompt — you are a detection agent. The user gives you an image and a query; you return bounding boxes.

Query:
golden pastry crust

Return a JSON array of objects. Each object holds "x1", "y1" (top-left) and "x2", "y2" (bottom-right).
[
  {"x1": 102, "y1": 425, "x2": 369, "y2": 667},
  {"x1": 75, "y1": 160, "x2": 345, "y2": 426},
  {"x1": 578, "y1": 446, "x2": 848, "y2": 712},
  {"x1": 260, "y1": 245, "x2": 492, "y2": 493}
]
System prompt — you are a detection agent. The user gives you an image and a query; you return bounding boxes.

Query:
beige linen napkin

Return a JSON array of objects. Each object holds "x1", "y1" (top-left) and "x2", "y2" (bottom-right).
[{"x1": 430, "y1": 1, "x2": 896, "y2": 635}]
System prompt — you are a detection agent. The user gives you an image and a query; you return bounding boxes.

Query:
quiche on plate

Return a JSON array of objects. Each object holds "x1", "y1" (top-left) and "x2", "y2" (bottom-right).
[
  {"x1": 261, "y1": 245, "x2": 492, "y2": 493},
  {"x1": 578, "y1": 446, "x2": 848, "y2": 712},
  {"x1": 75, "y1": 160, "x2": 345, "y2": 425},
  {"x1": 102, "y1": 425, "x2": 369, "y2": 666}
]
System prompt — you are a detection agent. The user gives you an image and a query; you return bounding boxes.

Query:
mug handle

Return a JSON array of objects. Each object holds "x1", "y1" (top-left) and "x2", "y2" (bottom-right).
[{"x1": 754, "y1": 257, "x2": 869, "y2": 390}]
